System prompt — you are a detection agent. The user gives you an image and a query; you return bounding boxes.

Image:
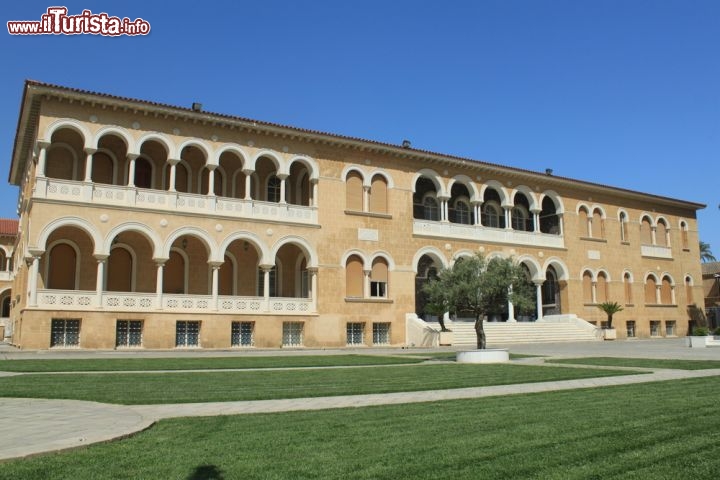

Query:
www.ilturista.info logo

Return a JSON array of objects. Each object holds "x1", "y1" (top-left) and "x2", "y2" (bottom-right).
[{"x1": 7, "y1": 7, "x2": 151, "y2": 36}]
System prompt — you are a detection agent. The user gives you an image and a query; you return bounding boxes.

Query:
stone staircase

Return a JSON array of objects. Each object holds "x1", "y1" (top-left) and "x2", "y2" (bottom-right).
[{"x1": 423, "y1": 314, "x2": 601, "y2": 346}]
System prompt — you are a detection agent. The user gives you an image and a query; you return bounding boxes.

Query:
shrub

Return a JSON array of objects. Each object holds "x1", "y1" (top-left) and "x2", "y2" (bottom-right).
[{"x1": 692, "y1": 327, "x2": 709, "y2": 336}]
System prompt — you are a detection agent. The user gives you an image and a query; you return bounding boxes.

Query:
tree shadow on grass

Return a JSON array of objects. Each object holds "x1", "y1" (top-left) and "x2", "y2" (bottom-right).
[{"x1": 187, "y1": 464, "x2": 224, "y2": 480}]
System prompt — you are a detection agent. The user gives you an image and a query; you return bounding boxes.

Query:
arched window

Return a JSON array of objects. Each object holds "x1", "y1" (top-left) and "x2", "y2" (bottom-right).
[
  {"x1": 48, "y1": 243, "x2": 78, "y2": 290},
  {"x1": 685, "y1": 276, "x2": 694, "y2": 305},
  {"x1": 267, "y1": 175, "x2": 281, "y2": 203},
  {"x1": 645, "y1": 276, "x2": 658, "y2": 304},
  {"x1": 134, "y1": 157, "x2": 153, "y2": 189},
  {"x1": 413, "y1": 177, "x2": 439, "y2": 220},
  {"x1": 0, "y1": 250, "x2": 6, "y2": 272},
  {"x1": 346, "y1": 171, "x2": 363, "y2": 212},
  {"x1": 640, "y1": 217, "x2": 653, "y2": 245},
  {"x1": 218, "y1": 255, "x2": 235, "y2": 296},
  {"x1": 578, "y1": 206, "x2": 590, "y2": 237},
  {"x1": 592, "y1": 209, "x2": 604, "y2": 238},
  {"x1": 582, "y1": 271, "x2": 593, "y2": 304},
  {"x1": 539, "y1": 197, "x2": 560, "y2": 235},
  {"x1": 107, "y1": 246, "x2": 133, "y2": 292},
  {"x1": 369, "y1": 175, "x2": 388, "y2": 214},
  {"x1": 619, "y1": 212, "x2": 628, "y2": 242},
  {"x1": 482, "y1": 203, "x2": 501, "y2": 228},
  {"x1": 680, "y1": 221, "x2": 689, "y2": 250},
  {"x1": 623, "y1": 272, "x2": 633, "y2": 305},
  {"x1": 423, "y1": 195, "x2": 440, "y2": 221},
  {"x1": 656, "y1": 219, "x2": 669, "y2": 247},
  {"x1": 511, "y1": 206, "x2": 529, "y2": 231},
  {"x1": 370, "y1": 257, "x2": 389, "y2": 298},
  {"x1": 1, "y1": 296, "x2": 10, "y2": 318},
  {"x1": 345, "y1": 255, "x2": 364, "y2": 298},
  {"x1": 163, "y1": 250, "x2": 186, "y2": 294},
  {"x1": 92, "y1": 151, "x2": 115, "y2": 185},
  {"x1": 660, "y1": 276, "x2": 673, "y2": 304},
  {"x1": 454, "y1": 200, "x2": 471, "y2": 225},
  {"x1": 596, "y1": 272, "x2": 608, "y2": 304}
]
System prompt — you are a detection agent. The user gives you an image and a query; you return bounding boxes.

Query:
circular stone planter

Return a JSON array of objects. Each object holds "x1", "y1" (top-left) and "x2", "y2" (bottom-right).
[{"x1": 456, "y1": 349, "x2": 510, "y2": 364}]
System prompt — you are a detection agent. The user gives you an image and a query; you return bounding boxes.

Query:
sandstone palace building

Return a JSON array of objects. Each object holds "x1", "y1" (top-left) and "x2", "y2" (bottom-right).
[{"x1": 4, "y1": 81, "x2": 705, "y2": 349}]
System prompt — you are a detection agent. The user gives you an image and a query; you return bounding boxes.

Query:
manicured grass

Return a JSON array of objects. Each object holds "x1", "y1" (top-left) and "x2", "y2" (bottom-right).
[
  {"x1": 0, "y1": 363, "x2": 638, "y2": 404},
  {"x1": 547, "y1": 357, "x2": 720, "y2": 370},
  {"x1": 2, "y1": 377, "x2": 718, "y2": 479},
  {"x1": 0, "y1": 354, "x2": 426, "y2": 372}
]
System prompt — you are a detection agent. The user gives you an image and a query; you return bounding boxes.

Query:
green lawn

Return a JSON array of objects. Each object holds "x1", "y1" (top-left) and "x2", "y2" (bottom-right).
[
  {"x1": 2, "y1": 377, "x2": 717, "y2": 479},
  {"x1": 0, "y1": 354, "x2": 427, "y2": 372},
  {"x1": 547, "y1": 357, "x2": 720, "y2": 370},
  {"x1": 0, "y1": 363, "x2": 638, "y2": 404}
]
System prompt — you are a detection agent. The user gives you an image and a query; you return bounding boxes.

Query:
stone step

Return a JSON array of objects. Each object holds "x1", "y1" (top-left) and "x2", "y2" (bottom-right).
[{"x1": 425, "y1": 319, "x2": 600, "y2": 345}]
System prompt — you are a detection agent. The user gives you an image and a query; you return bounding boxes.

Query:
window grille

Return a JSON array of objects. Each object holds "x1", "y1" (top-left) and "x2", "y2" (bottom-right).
[
  {"x1": 176, "y1": 320, "x2": 200, "y2": 347},
  {"x1": 282, "y1": 322, "x2": 303, "y2": 347},
  {"x1": 650, "y1": 321, "x2": 661, "y2": 337},
  {"x1": 231, "y1": 321, "x2": 254, "y2": 347},
  {"x1": 346, "y1": 323, "x2": 364, "y2": 346},
  {"x1": 50, "y1": 319, "x2": 80, "y2": 347},
  {"x1": 372, "y1": 322, "x2": 390, "y2": 345},
  {"x1": 116, "y1": 320, "x2": 143, "y2": 347},
  {"x1": 626, "y1": 321, "x2": 636, "y2": 338}
]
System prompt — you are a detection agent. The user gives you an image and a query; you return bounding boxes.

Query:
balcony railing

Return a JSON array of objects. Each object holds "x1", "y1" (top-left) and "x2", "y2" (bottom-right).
[
  {"x1": 35, "y1": 289, "x2": 314, "y2": 314},
  {"x1": 413, "y1": 220, "x2": 565, "y2": 249},
  {"x1": 33, "y1": 178, "x2": 318, "y2": 224},
  {"x1": 641, "y1": 244, "x2": 673, "y2": 259},
  {"x1": 0, "y1": 271, "x2": 13, "y2": 282}
]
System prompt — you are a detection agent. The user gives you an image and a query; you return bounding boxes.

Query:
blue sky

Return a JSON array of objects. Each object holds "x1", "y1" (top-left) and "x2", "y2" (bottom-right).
[{"x1": 2, "y1": 1, "x2": 718, "y2": 252}]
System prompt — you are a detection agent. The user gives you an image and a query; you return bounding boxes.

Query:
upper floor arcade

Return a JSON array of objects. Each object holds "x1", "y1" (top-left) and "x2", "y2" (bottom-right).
[{"x1": 27, "y1": 118, "x2": 319, "y2": 225}]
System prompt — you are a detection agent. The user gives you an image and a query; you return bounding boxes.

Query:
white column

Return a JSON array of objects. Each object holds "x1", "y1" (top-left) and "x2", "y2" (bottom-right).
[
  {"x1": 311, "y1": 179, "x2": 318, "y2": 207},
  {"x1": 83, "y1": 148, "x2": 97, "y2": 182},
  {"x1": 28, "y1": 255, "x2": 40, "y2": 307},
  {"x1": 278, "y1": 174, "x2": 288, "y2": 204},
  {"x1": 651, "y1": 226, "x2": 657, "y2": 245},
  {"x1": 207, "y1": 166, "x2": 216, "y2": 196},
  {"x1": 473, "y1": 201, "x2": 482, "y2": 226},
  {"x1": 670, "y1": 286, "x2": 676, "y2": 305},
  {"x1": 557, "y1": 213, "x2": 564, "y2": 236},
  {"x1": 363, "y1": 270, "x2": 371, "y2": 298},
  {"x1": 655, "y1": 285, "x2": 661, "y2": 304},
  {"x1": 243, "y1": 169, "x2": 253, "y2": 200},
  {"x1": 309, "y1": 268, "x2": 318, "y2": 312},
  {"x1": 504, "y1": 206, "x2": 512, "y2": 230},
  {"x1": 534, "y1": 281, "x2": 544, "y2": 321},
  {"x1": 36, "y1": 142, "x2": 50, "y2": 177},
  {"x1": 127, "y1": 154, "x2": 138, "y2": 187},
  {"x1": 592, "y1": 282, "x2": 598, "y2": 304},
  {"x1": 363, "y1": 186, "x2": 370, "y2": 212},
  {"x1": 261, "y1": 265, "x2": 273, "y2": 310},
  {"x1": 155, "y1": 261, "x2": 166, "y2": 308},
  {"x1": 443, "y1": 199, "x2": 449, "y2": 222},
  {"x1": 95, "y1": 255, "x2": 108, "y2": 308},
  {"x1": 210, "y1": 262, "x2": 221, "y2": 308},
  {"x1": 168, "y1": 159, "x2": 180, "y2": 192},
  {"x1": 587, "y1": 218, "x2": 593, "y2": 238},
  {"x1": 532, "y1": 209, "x2": 541, "y2": 233}
]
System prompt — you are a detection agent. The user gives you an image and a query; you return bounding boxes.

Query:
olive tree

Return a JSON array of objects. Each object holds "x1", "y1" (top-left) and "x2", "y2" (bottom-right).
[{"x1": 422, "y1": 254, "x2": 535, "y2": 349}]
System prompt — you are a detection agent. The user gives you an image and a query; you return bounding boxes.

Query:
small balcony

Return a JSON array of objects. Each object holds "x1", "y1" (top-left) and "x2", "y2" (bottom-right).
[
  {"x1": 641, "y1": 244, "x2": 672, "y2": 259},
  {"x1": 413, "y1": 220, "x2": 565, "y2": 249},
  {"x1": 33, "y1": 178, "x2": 318, "y2": 225},
  {"x1": 35, "y1": 289, "x2": 314, "y2": 315}
]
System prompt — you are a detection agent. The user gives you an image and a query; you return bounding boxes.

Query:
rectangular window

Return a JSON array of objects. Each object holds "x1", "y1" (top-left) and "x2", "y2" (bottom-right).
[
  {"x1": 650, "y1": 320, "x2": 661, "y2": 337},
  {"x1": 372, "y1": 322, "x2": 390, "y2": 345},
  {"x1": 626, "y1": 321, "x2": 636, "y2": 338},
  {"x1": 282, "y1": 322, "x2": 303, "y2": 347},
  {"x1": 665, "y1": 320, "x2": 676, "y2": 337},
  {"x1": 176, "y1": 320, "x2": 200, "y2": 347},
  {"x1": 50, "y1": 319, "x2": 80, "y2": 348},
  {"x1": 231, "y1": 321, "x2": 254, "y2": 347},
  {"x1": 370, "y1": 281, "x2": 387, "y2": 298},
  {"x1": 116, "y1": 320, "x2": 143, "y2": 347},
  {"x1": 346, "y1": 322, "x2": 364, "y2": 346}
]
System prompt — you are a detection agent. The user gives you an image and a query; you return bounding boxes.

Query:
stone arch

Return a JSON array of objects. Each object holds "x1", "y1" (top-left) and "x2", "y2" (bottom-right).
[
  {"x1": 162, "y1": 227, "x2": 218, "y2": 261},
  {"x1": 45, "y1": 239, "x2": 82, "y2": 290},
  {"x1": 411, "y1": 169, "x2": 446, "y2": 196},
  {"x1": 218, "y1": 231, "x2": 271, "y2": 265},
  {"x1": 93, "y1": 125, "x2": 137, "y2": 155},
  {"x1": 250, "y1": 149, "x2": 283, "y2": 172},
  {"x1": 286, "y1": 155, "x2": 319, "y2": 181},
  {"x1": 368, "y1": 169, "x2": 395, "y2": 189},
  {"x1": 341, "y1": 165, "x2": 367, "y2": 184},
  {"x1": 539, "y1": 190, "x2": 565, "y2": 215},
  {"x1": 451, "y1": 249, "x2": 475, "y2": 264},
  {"x1": 511, "y1": 185, "x2": 539, "y2": 211},
  {"x1": 369, "y1": 250, "x2": 396, "y2": 271},
  {"x1": 516, "y1": 255, "x2": 543, "y2": 281},
  {"x1": 542, "y1": 257, "x2": 569, "y2": 281},
  {"x1": 102, "y1": 222, "x2": 162, "y2": 258},
  {"x1": 36, "y1": 217, "x2": 102, "y2": 255},
  {"x1": 177, "y1": 139, "x2": 213, "y2": 166},
  {"x1": 447, "y1": 175, "x2": 479, "y2": 202},
  {"x1": 136, "y1": 132, "x2": 176, "y2": 159},
  {"x1": 270, "y1": 236, "x2": 317, "y2": 268},
  {"x1": 341, "y1": 249, "x2": 370, "y2": 269},
  {"x1": 42, "y1": 119, "x2": 93, "y2": 148},
  {"x1": 215, "y1": 144, "x2": 249, "y2": 167},
  {"x1": 411, "y1": 247, "x2": 448, "y2": 273},
  {"x1": 480, "y1": 180, "x2": 509, "y2": 206}
]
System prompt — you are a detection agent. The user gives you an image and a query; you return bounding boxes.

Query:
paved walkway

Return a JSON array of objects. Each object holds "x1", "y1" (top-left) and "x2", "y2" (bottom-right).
[{"x1": 2, "y1": 338, "x2": 720, "y2": 461}]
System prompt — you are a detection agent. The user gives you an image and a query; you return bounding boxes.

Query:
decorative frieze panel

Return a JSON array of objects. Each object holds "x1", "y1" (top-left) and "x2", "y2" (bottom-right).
[{"x1": 413, "y1": 220, "x2": 565, "y2": 249}]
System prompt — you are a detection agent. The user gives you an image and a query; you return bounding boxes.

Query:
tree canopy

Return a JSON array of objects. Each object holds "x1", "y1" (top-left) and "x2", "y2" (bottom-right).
[{"x1": 423, "y1": 254, "x2": 535, "y2": 349}]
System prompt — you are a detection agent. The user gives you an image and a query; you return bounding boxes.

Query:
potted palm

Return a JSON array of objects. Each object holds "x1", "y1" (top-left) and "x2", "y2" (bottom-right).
[{"x1": 597, "y1": 301, "x2": 623, "y2": 340}]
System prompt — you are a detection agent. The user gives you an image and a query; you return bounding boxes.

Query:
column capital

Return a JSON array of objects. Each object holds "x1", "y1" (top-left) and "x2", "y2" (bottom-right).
[
  {"x1": 127, "y1": 153, "x2": 140, "y2": 161},
  {"x1": 168, "y1": 157, "x2": 181, "y2": 166},
  {"x1": 36, "y1": 140, "x2": 51, "y2": 150},
  {"x1": 84, "y1": 147, "x2": 98, "y2": 155},
  {"x1": 259, "y1": 264, "x2": 275, "y2": 272},
  {"x1": 94, "y1": 254, "x2": 109, "y2": 262},
  {"x1": 533, "y1": 280, "x2": 545, "y2": 286},
  {"x1": 206, "y1": 163, "x2": 218, "y2": 171},
  {"x1": 242, "y1": 167, "x2": 255, "y2": 175},
  {"x1": 208, "y1": 261, "x2": 223, "y2": 268},
  {"x1": 306, "y1": 267, "x2": 318, "y2": 273},
  {"x1": 153, "y1": 257, "x2": 169, "y2": 266}
]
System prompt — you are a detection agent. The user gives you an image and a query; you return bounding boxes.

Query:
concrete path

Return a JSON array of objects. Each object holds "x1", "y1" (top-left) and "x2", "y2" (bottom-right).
[{"x1": 2, "y1": 338, "x2": 720, "y2": 461}]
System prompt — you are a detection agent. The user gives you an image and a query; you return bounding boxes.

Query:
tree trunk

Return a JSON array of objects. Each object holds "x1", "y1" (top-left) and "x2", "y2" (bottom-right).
[
  {"x1": 474, "y1": 315, "x2": 486, "y2": 350},
  {"x1": 607, "y1": 314, "x2": 613, "y2": 329}
]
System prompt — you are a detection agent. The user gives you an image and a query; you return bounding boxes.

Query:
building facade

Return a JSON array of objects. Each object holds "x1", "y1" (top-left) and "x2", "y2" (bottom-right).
[
  {"x1": 0, "y1": 219, "x2": 17, "y2": 340},
  {"x1": 6, "y1": 81, "x2": 706, "y2": 349}
]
